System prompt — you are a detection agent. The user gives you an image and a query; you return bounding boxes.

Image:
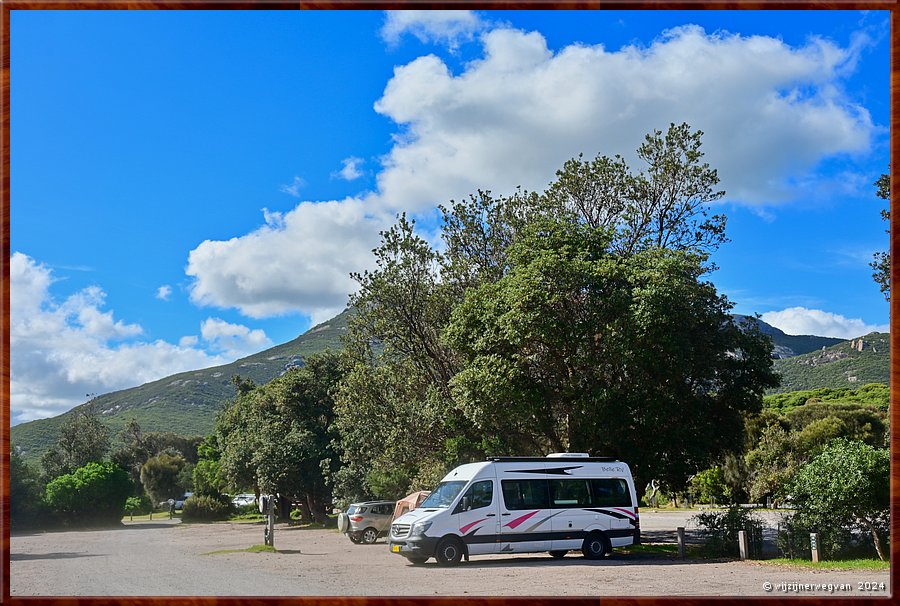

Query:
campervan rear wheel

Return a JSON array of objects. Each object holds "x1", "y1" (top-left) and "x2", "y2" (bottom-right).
[
  {"x1": 435, "y1": 537, "x2": 464, "y2": 566},
  {"x1": 582, "y1": 532, "x2": 610, "y2": 560},
  {"x1": 548, "y1": 550, "x2": 567, "y2": 559}
]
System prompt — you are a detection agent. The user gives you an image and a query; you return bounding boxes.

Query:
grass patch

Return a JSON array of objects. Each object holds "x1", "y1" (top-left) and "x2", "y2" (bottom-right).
[
  {"x1": 205, "y1": 544, "x2": 277, "y2": 555},
  {"x1": 763, "y1": 558, "x2": 889, "y2": 571},
  {"x1": 228, "y1": 512, "x2": 266, "y2": 522},
  {"x1": 618, "y1": 543, "x2": 678, "y2": 556}
]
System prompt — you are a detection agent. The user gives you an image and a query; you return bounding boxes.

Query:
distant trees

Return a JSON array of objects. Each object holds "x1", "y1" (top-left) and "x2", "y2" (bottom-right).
[
  {"x1": 217, "y1": 352, "x2": 344, "y2": 523},
  {"x1": 40, "y1": 404, "x2": 110, "y2": 482},
  {"x1": 140, "y1": 452, "x2": 191, "y2": 505}
]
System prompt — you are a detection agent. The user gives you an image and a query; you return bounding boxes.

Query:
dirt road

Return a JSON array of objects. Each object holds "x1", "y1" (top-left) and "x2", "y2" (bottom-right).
[{"x1": 10, "y1": 513, "x2": 890, "y2": 597}]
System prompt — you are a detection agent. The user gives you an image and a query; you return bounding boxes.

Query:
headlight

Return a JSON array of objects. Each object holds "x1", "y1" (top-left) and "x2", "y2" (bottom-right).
[{"x1": 411, "y1": 521, "x2": 432, "y2": 536}]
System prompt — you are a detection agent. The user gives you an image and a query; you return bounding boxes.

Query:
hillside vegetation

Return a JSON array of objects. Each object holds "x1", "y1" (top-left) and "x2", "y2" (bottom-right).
[
  {"x1": 11, "y1": 310, "x2": 352, "y2": 462},
  {"x1": 770, "y1": 333, "x2": 889, "y2": 394}
]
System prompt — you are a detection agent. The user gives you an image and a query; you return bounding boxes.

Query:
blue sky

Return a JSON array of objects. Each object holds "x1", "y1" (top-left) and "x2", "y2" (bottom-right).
[{"x1": 10, "y1": 9, "x2": 890, "y2": 423}]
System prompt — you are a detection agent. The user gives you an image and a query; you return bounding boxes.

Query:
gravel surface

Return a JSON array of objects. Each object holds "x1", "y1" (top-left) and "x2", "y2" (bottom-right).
[{"x1": 10, "y1": 512, "x2": 890, "y2": 597}]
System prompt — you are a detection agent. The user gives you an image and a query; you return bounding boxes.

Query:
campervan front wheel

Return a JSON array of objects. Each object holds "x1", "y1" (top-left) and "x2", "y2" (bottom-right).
[
  {"x1": 582, "y1": 532, "x2": 610, "y2": 560},
  {"x1": 435, "y1": 536, "x2": 464, "y2": 566}
]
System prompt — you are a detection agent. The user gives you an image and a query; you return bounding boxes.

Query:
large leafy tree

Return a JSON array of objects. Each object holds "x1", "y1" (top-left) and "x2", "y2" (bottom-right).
[
  {"x1": 217, "y1": 352, "x2": 344, "y2": 523},
  {"x1": 336, "y1": 123, "x2": 776, "y2": 499},
  {"x1": 140, "y1": 452, "x2": 190, "y2": 505},
  {"x1": 445, "y1": 220, "x2": 777, "y2": 489}
]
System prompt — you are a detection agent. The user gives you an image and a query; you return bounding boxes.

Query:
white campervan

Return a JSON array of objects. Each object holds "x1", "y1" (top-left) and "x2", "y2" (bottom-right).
[{"x1": 388, "y1": 453, "x2": 640, "y2": 566}]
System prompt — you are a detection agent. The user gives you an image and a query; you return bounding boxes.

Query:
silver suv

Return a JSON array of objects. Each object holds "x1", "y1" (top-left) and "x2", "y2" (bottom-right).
[{"x1": 337, "y1": 501, "x2": 395, "y2": 544}]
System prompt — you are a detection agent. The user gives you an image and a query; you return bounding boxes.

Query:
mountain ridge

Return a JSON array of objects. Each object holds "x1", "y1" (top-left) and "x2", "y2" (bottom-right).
[{"x1": 12, "y1": 311, "x2": 877, "y2": 462}]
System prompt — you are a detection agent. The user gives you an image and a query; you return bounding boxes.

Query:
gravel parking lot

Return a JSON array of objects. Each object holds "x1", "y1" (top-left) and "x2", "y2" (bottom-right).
[{"x1": 10, "y1": 511, "x2": 890, "y2": 597}]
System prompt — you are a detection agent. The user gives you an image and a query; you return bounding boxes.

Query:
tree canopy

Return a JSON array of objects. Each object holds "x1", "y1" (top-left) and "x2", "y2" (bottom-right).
[{"x1": 334, "y1": 123, "x2": 778, "y2": 498}]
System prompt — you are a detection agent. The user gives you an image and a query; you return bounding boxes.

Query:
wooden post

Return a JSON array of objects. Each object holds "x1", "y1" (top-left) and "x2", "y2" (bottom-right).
[
  {"x1": 677, "y1": 527, "x2": 686, "y2": 558},
  {"x1": 738, "y1": 530, "x2": 749, "y2": 560},
  {"x1": 810, "y1": 532, "x2": 820, "y2": 563}
]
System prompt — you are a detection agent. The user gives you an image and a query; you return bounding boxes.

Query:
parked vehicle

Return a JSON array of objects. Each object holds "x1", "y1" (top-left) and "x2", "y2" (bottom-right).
[
  {"x1": 388, "y1": 453, "x2": 639, "y2": 566},
  {"x1": 337, "y1": 501, "x2": 396, "y2": 544},
  {"x1": 174, "y1": 492, "x2": 193, "y2": 510},
  {"x1": 231, "y1": 493, "x2": 257, "y2": 508}
]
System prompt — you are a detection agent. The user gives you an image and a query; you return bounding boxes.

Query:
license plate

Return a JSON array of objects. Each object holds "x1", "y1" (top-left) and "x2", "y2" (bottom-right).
[{"x1": 391, "y1": 545, "x2": 401, "y2": 553}]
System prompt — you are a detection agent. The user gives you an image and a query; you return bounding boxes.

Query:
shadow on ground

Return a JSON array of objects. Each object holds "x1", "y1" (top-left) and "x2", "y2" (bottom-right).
[{"x1": 11, "y1": 552, "x2": 103, "y2": 561}]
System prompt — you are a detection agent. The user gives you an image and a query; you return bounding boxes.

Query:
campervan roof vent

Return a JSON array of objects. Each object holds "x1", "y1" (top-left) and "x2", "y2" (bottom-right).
[{"x1": 547, "y1": 452, "x2": 590, "y2": 458}]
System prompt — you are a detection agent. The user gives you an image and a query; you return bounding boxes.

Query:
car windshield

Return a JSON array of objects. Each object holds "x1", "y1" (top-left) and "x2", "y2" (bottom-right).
[{"x1": 419, "y1": 481, "x2": 467, "y2": 509}]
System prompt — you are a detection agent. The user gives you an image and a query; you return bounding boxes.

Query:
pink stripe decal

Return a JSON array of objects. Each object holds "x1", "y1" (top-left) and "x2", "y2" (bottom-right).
[
  {"x1": 611, "y1": 507, "x2": 636, "y2": 520},
  {"x1": 504, "y1": 510, "x2": 540, "y2": 529},
  {"x1": 460, "y1": 518, "x2": 487, "y2": 534}
]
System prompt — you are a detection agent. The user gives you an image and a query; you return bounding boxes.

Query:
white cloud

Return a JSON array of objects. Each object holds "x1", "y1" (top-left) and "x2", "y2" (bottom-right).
[
  {"x1": 280, "y1": 176, "x2": 306, "y2": 198},
  {"x1": 200, "y1": 317, "x2": 272, "y2": 359},
  {"x1": 186, "y1": 197, "x2": 383, "y2": 321},
  {"x1": 335, "y1": 156, "x2": 365, "y2": 181},
  {"x1": 186, "y1": 23, "x2": 878, "y2": 322},
  {"x1": 10, "y1": 253, "x2": 232, "y2": 424},
  {"x1": 761, "y1": 306, "x2": 888, "y2": 339},
  {"x1": 156, "y1": 285, "x2": 172, "y2": 301},
  {"x1": 381, "y1": 10, "x2": 484, "y2": 49},
  {"x1": 373, "y1": 25, "x2": 874, "y2": 212}
]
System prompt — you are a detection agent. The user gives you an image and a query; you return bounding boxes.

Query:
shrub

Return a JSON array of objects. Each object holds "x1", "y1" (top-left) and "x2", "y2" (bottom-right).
[
  {"x1": 692, "y1": 504, "x2": 763, "y2": 558},
  {"x1": 45, "y1": 462, "x2": 133, "y2": 526},
  {"x1": 784, "y1": 439, "x2": 889, "y2": 560},
  {"x1": 10, "y1": 448, "x2": 48, "y2": 529},
  {"x1": 690, "y1": 466, "x2": 732, "y2": 505},
  {"x1": 182, "y1": 494, "x2": 233, "y2": 521}
]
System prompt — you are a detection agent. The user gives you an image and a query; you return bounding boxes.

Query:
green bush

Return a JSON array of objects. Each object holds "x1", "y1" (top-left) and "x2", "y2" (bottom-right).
[
  {"x1": 692, "y1": 505, "x2": 764, "y2": 557},
  {"x1": 45, "y1": 462, "x2": 133, "y2": 526},
  {"x1": 784, "y1": 439, "x2": 889, "y2": 560},
  {"x1": 182, "y1": 494, "x2": 233, "y2": 521},
  {"x1": 10, "y1": 448, "x2": 48, "y2": 529}
]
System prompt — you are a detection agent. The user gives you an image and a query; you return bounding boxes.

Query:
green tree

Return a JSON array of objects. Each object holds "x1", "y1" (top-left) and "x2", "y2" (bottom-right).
[
  {"x1": 40, "y1": 403, "x2": 111, "y2": 482},
  {"x1": 690, "y1": 466, "x2": 732, "y2": 505},
  {"x1": 445, "y1": 220, "x2": 777, "y2": 489},
  {"x1": 192, "y1": 435, "x2": 226, "y2": 498},
  {"x1": 10, "y1": 447, "x2": 46, "y2": 528},
  {"x1": 787, "y1": 439, "x2": 889, "y2": 560},
  {"x1": 44, "y1": 461, "x2": 132, "y2": 525},
  {"x1": 217, "y1": 352, "x2": 344, "y2": 523},
  {"x1": 870, "y1": 172, "x2": 889, "y2": 300},
  {"x1": 336, "y1": 124, "x2": 778, "y2": 501},
  {"x1": 140, "y1": 452, "x2": 190, "y2": 505}
]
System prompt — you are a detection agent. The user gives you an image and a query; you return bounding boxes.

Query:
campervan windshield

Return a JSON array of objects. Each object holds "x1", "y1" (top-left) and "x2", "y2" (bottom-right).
[{"x1": 418, "y1": 481, "x2": 466, "y2": 508}]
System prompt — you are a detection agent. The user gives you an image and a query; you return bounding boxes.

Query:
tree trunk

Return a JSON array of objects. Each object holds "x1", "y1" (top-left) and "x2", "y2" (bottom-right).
[
  {"x1": 862, "y1": 518, "x2": 886, "y2": 561},
  {"x1": 297, "y1": 499, "x2": 312, "y2": 523},
  {"x1": 307, "y1": 494, "x2": 329, "y2": 525}
]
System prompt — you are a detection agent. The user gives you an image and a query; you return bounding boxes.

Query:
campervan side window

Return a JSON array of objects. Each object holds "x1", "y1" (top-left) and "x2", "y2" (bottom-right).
[
  {"x1": 550, "y1": 479, "x2": 591, "y2": 508},
  {"x1": 591, "y1": 478, "x2": 632, "y2": 507},
  {"x1": 454, "y1": 480, "x2": 494, "y2": 514},
  {"x1": 501, "y1": 479, "x2": 549, "y2": 510}
]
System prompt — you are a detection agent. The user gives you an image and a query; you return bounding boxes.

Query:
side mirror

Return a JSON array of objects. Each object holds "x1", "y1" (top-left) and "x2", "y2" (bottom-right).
[{"x1": 462, "y1": 496, "x2": 471, "y2": 511}]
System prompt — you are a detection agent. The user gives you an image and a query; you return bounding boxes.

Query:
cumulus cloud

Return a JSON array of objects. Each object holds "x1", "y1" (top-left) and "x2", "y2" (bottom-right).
[
  {"x1": 200, "y1": 317, "x2": 272, "y2": 359},
  {"x1": 280, "y1": 176, "x2": 306, "y2": 198},
  {"x1": 373, "y1": 25, "x2": 874, "y2": 212},
  {"x1": 186, "y1": 23, "x2": 878, "y2": 322},
  {"x1": 761, "y1": 306, "x2": 888, "y2": 339},
  {"x1": 186, "y1": 197, "x2": 383, "y2": 322},
  {"x1": 10, "y1": 253, "x2": 234, "y2": 423},
  {"x1": 334, "y1": 156, "x2": 365, "y2": 181},
  {"x1": 156, "y1": 285, "x2": 172, "y2": 301},
  {"x1": 381, "y1": 10, "x2": 485, "y2": 48}
]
